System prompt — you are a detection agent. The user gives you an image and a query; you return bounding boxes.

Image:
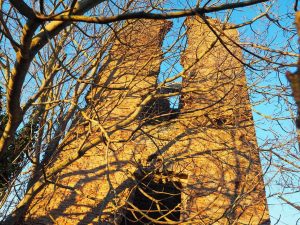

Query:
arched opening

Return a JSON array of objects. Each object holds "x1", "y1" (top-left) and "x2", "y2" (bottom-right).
[{"x1": 121, "y1": 172, "x2": 182, "y2": 225}]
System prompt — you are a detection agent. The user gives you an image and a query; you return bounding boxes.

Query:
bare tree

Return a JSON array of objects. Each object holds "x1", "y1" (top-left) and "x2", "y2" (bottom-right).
[{"x1": 0, "y1": 0, "x2": 299, "y2": 224}]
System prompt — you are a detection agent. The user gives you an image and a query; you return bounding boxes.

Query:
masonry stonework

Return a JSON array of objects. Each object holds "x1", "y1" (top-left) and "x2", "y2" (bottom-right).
[{"x1": 24, "y1": 17, "x2": 270, "y2": 225}]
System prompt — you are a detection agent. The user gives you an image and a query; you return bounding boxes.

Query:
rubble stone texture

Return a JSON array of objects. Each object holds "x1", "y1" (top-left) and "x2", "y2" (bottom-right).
[{"x1": 24, "y1": 17, "x2": 270, "y2": 225}]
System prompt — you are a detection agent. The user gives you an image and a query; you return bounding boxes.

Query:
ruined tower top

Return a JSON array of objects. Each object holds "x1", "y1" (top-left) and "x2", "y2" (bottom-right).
[{"x1": 24, "y1": 17, "x2": 270, "y2": 225}]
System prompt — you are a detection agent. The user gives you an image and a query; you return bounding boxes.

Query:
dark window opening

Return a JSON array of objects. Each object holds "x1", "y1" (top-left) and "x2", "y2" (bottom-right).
[
  {"x1": 215, "y1": 118, "x2": 227, "y2": 126},
  {"x1": 121, "y1": 173, "x2": 182, "y2": 225},
  {"x1": 138, "y1": 83, "x2": 182, "y2": 124}
]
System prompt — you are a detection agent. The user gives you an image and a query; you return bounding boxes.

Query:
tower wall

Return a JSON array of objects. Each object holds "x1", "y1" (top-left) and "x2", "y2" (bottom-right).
[
  {"x1": 24, "y1": 18, "x2": 270, "y2": 225},
  {"x1": 177, "y1": 17, "x2": 270, "y2": 224}
]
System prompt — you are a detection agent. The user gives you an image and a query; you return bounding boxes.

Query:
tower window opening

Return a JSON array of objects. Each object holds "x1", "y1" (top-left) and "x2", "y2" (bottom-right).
[
  {"x1": 138, "y1": 83, "x2": 182, "y2": 124},
  {"x1": 169, "y1": 95, "x2": 181, "y2": 111}
]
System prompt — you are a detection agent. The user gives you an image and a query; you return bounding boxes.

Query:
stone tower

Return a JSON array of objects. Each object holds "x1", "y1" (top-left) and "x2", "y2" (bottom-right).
[{"x1": 24, "y1": 17, "x2": 270, "y2": 225}]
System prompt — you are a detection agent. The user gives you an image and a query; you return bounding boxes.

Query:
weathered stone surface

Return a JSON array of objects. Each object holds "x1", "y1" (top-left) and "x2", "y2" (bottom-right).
[{"x1": 24, "y1": 17, "x2": 270, "y2": 225}]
